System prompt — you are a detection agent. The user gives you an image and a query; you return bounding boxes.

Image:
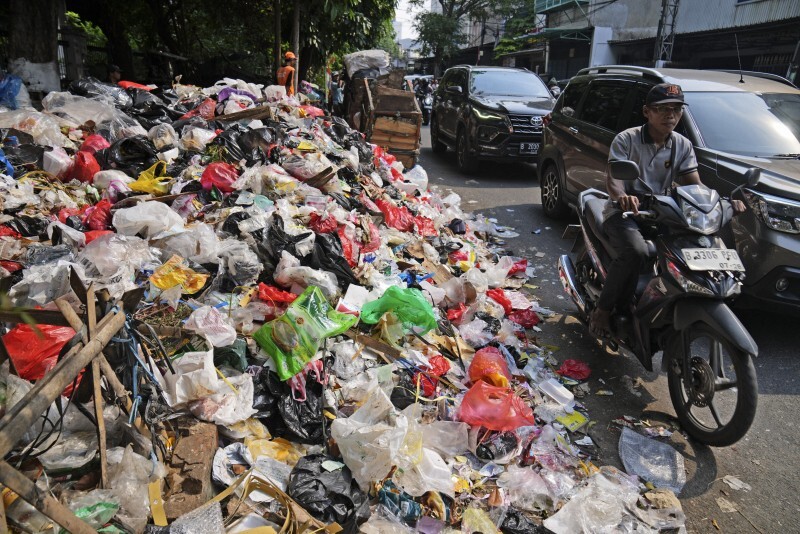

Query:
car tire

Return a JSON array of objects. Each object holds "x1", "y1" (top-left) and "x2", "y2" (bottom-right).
[
  {"x1": 541, "y1": 163, "x2": 570, "y2": 218},
  {"x1": 430, "y1": 115, "x2": 446, "y2": 154},
  {"x1": 456, "y1": 127, "x2": 479, "y2": 173}
]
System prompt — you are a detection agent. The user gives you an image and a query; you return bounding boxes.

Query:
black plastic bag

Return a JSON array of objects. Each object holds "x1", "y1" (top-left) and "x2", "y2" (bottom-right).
[
  {"x1": 207, "y1": 126, "x2": 246, "y2": 164},
  {"x1": 304, "y1": 232, "x2": 359, "y2": 290},
  {"x1": 390, "y1": 376, "x2": 417, "y2": 410},
  {"x1": 501, "y1": 508, "x2": 547, "y2": 533},
  {"x1": 107, "y1": 136, "x2": 158, "y2": 175},
  {"x1": 258, "y1": 216, "x2": 312, "y2": 263},
  {"x1": 4, "y1": 216, "x2": 49, "y2": 237},
  {"x1": 220, "y1": 211, "x2": 251, "y2": 237},
  {"x1": 252, "y1": 369, "x2": 325, "y2": 444},
  {"x1": 448, "y1": 218, "x2": 467, "y2": 234},
  {"x1": 69, "y1": 77, "x2": 133, "y2": 109},
  {"x1": 287, "y1": 453, "x2": 370, "y2": 534},
  {"x1": 4, "y1": 144, "x2": 45, "y2": 175}
]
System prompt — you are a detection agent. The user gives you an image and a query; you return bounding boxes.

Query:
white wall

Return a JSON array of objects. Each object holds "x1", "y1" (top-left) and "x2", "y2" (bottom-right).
[{"x1": 589, "y1": 26, "x2": 617, "y2": 66}]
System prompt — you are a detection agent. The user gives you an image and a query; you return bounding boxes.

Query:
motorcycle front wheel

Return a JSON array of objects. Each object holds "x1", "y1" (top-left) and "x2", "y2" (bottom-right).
[{"x1": 667, "y1": 325, "x2": 758, "y2": 446}]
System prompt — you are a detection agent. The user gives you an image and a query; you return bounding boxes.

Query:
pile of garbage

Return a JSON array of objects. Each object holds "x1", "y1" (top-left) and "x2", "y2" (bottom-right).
[{"x1": 0, "y1": 75, "x2": 687, "y2": 533}]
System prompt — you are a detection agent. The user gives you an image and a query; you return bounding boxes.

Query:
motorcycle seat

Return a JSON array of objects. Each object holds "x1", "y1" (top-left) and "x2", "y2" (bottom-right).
[{"x1": 584, "y1": 197, "x2": 656, "y2": 260}]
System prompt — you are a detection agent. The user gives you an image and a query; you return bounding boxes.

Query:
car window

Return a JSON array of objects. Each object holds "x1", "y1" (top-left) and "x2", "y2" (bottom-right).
[
  {"x1": 557, "y1": 80, "x2": 587, "y2": 118},
  {"x1": 451, "y1": 70, "x2": 467, "y2": 92},
  {"x1": 468, "y1": 69, "x2": 551, "y2": 98},
  {"x1": 620, "y1": 85, "x2": 649, "y2": 131},
  {"x1": 579, "y1": 82, "x2": 631, "y2": 131},
  {"x1": 438, "y1": 71, "x2": 454, "y2": 93},
  {"x1": 685, "y1": 92, "x2": 800, "y2": 157}
]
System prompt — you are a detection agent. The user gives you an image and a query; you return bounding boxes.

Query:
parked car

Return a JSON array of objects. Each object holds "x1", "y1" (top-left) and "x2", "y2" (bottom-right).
[
  {"x1": 539, "y1": 65, "x2": 800, "y2": 312},
  {"x1": 430, "y1": 65, "x2": 555, "y2": 172}
]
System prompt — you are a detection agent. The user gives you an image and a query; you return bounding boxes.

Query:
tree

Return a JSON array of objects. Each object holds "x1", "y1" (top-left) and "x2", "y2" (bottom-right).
[
  {"x1": 7, "y1": 0, "x2": 63, "y2": 92},
  {"x1": 493, "y1": 1, "x2": 539, "y2": 57}
]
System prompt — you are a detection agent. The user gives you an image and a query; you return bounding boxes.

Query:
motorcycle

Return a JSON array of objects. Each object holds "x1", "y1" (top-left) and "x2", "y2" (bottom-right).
[
  {"x1": 417, "y1": 91, "x2": 433, "y2": 126},
  {"x1": 558, "y1": 160, "x2": 760, "y2": 446}
]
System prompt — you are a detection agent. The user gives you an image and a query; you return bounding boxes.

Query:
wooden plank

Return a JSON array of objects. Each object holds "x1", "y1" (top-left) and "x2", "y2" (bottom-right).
[
  {"x1": 0, "y1": 460, "x2": 97, "y2": 534},
  {"x1": 215, "y1": 105, "x2": 275, "y2": 122},
  {"x1": 86, "y1": 286, "x2": 109, "y2": 490}
]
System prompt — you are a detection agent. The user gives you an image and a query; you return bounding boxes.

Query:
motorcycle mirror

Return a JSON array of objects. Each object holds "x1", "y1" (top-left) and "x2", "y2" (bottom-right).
[
  {"x1": 608, "y1": 160, "x2": 641, "y2": 181},
  {"x1": 446, "y1": 86, "x2": 463, "y2": 96},
  {"x1": 744, "y1": 168, "x2": 761, "y2": 187}
]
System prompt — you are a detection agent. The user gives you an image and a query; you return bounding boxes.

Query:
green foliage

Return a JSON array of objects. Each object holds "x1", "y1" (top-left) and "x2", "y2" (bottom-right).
[
  {"x1": 494, "y1": 0, "x2": 538, "y2": 56},
  {"x1": 65, "y1": 10, "x2": 107, "y2": 47},
  {"x1": 414, "y1": 13, "x2": 466, "y2": 60}
]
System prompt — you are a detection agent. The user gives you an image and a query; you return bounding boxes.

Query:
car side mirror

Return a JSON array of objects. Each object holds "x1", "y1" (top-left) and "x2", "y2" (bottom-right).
[
  {"x1": 608, "y1": 160, "x2": 641, "y2": 181},
  {"x1": 446, "y1": 86, "x2": 463, "y2": 96},
  {"x1": 744, "y1": 168, "x2": 761, "y2": 188}
]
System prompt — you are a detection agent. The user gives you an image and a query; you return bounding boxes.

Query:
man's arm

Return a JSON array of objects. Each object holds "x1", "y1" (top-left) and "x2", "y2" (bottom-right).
[
  {"x1": 677, "y1": 170, "x2": 701, "y2": 186},
  {"x1": 606, "y1": 131, "x2": 640, "y2": 213}
]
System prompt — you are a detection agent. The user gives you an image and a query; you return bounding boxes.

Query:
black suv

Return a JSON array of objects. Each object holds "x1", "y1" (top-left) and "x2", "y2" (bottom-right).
[
  {"x1": 539, "y1": 65, "x2": 800, "y2": 312},
  {"x1": 430, "y1": 66, "x2": 555, "y2": 172}
]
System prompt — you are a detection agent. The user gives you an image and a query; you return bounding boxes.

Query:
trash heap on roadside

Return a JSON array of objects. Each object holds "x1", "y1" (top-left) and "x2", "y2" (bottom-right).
[{"x1": 0, "y1": 75, "x2": 687, "y2": 533}]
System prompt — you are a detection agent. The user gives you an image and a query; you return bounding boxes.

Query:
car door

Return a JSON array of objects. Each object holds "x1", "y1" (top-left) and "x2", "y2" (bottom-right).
[
  {"x1": 433, "y1": 70, "x2": 453, "y2": 136},
  {"x1": 440, "y1": 69, "x2": 467, "y2": 139},
  {"x1": 568, "y1": 80, "x2": 635, "y2": 193},
  {"x1": 548, "y1": 79, "x2": 589, "y2": 194}
]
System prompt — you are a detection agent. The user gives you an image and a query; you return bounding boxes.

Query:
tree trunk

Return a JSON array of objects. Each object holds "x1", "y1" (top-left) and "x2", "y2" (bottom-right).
[
  {"x1": 75, "y1": 0, "x2": 136, "y2": 80},
  {"x1": 292, "y1": 0, "x2": 300, "y2": 93},
  {"x1": 273, "y1": 0, "x2": 282, "y2": 76},
  {"x1": 8, "y1": 0, "x2": 63, "y2": 92}
]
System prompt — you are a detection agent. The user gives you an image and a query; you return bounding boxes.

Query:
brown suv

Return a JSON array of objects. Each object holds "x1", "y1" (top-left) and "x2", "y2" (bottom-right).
[{"x1": 539, "y1": 66, "x2": 800, "y2": 312}]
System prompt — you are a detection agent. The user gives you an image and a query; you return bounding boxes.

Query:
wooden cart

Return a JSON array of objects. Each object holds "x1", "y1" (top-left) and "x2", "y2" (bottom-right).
[{"x1": 362, "y1": 80, "x2": 422, "y2": 169}]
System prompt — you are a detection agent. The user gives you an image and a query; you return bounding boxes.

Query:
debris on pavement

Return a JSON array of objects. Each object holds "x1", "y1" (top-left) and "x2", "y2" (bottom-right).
[{"x1": 0, "y1": 70, "x2": 691, "y2": 533}]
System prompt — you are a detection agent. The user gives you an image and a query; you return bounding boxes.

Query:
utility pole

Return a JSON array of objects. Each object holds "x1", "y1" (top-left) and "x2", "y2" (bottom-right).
[
  {"x1": 273, "y1": 0, "x2": 281, "y2": 76},
  {"x1": 292, "y1": 0, "x2": 300, "y2": 93},
  {"x1": 653, "y1": 0, "x2": 679, "y2": 68}
]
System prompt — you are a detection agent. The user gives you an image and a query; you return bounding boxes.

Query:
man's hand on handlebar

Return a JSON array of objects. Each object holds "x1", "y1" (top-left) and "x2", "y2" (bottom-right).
[
  {"x1": 618, "y1": 194, "x2": 640, "y2": 215},
  {"x1": 732, "y1": 199, "x2": 746, "y2": 214}
]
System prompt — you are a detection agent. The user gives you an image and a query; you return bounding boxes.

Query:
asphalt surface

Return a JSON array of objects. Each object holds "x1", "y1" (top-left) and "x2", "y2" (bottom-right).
[{"x1": 417, "y1": 126, "x2": 800, "y2": 533}]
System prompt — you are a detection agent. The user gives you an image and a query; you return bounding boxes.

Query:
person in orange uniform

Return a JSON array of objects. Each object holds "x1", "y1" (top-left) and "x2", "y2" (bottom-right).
[{"x1": 277, "y1": 52, "x2": 297, "y2": 97}]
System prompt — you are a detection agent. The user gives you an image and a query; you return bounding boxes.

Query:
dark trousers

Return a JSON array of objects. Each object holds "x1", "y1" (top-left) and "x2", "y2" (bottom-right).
[{"x1": 597, "y1": 212, "x2": 650, "y2": 312}]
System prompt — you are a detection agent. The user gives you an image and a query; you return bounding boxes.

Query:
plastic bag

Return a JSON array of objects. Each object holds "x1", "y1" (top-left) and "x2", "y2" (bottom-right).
[
  {"x1": 375, "y1": 198, "x2": 415, "y2": 232},
  {"x1": 556, "y1": 359, "x2": 591, "y2": 380},
  {"x1": 343, "y1": 49, "x2": 390, "y2": 78},
  {"x1": 82, "y1": 199, "x2": 112, "y2": 231},
  {"x1": 458, "y1": 381, "x2": 536, "y2": 431},
  {"x1": 201, "y1": 161, "x2": 238, "y2": 193},
  {"x1": 287, "y1": 454, "x2": 370, "y2": 534},
  {"x1": 309, "y1": 212, "x2": 337, "y2": 234},
  {"x1": 180, "y1": 126, "x2": 217, "y2": 151},
  {"x1": 129, "y1": 160, "x2": 172, "y2": 195},
  {"x1": 183, "y1": 306, "x2": 237, "y2": 347},
  {"x1": 112, "y1": 201, "x2": 184, "y2": 238},
  {"x1": 257, "y1": 283, "x2": 298, "y2": 304},
  {"x1": 360, "y1": 286, "x2": 437, "y2": 334},
  {"x1": 508, "y1": 309, "x2": 540, "y2": 329},
  {"x1": 79, "y1": 134, "x2": 110, "y2": 154},
  {"x1": 252, "y1": 369, "x2": 326, "y2": 444},
  {"x1": 421, "y1": 420, "x2": 470, "y2": 458},
  {"x1": 107, "y1": 135, "x2": 158, "y2": 175},
  {"x1": 413, "y1": 354, "x2": 450, "y2": 397},
  {"x1": 469, "y1": 346, "x2": 512, "y2": 387},
  {"x1": 486, "y1": 288, "x2": 513, "y2": 315},
  {"x1": 43, "y1": 147, "x2": 72, "y2": 177},
  {"x1": 497, "y1": 464, "x2": 552, "y2": 512},
  {"x1": 69, "y1": 77, "x2": 133, "y2": 108},
  {"x1": 65, "y1": 151, "x2": 100, "y2": 183},
  {"x1": 3, "y1": 322, "x2": 79, "y2": 395},
  {"x1": 619, "y1": 427, "x2": 686, "y2": 493},
  {"x1": 282, "y1": 153, "x2": 333, "y2": 182},
  {"x1": 330, "y1": 388, "x2": 409, "y2": 491},
  {"x1": 253, "y1": 286, "x2": 357, "y2": 380},
  {"x1": 156, "y1": 223, "x2": 220, "y2": 264},
  {"x1": 93, "y1": 169, "x2": 133, "y2": 189},
  {"x1": 150, "y1": 254, "x2": 209, "y2": 294},
  {"x1": 148, "y1": 123, "x2": 177, "y2": 150},
  {"x1": 0, "y1": 75, "x2": 23, "y2": 109},
  {"x1": 0, "y1": 109, "x2": 69, "y2": 147}
]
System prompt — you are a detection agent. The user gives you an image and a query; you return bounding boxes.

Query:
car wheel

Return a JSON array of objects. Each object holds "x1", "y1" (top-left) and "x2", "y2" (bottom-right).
[
  {"x1": 456, "y1": 127, "x2": 479, "y2": 173},
  {"x1": 541, "y1": 163, "x2": 570, "y2": 218},
  {"x1": 430, "y1": 115, "x2": 446, "y2": 153}
]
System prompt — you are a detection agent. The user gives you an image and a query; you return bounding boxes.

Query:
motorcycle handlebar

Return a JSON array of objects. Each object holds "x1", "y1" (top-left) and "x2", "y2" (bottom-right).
[{"x1": 621, "y1": 210, "x2": 654, "y2": 219}]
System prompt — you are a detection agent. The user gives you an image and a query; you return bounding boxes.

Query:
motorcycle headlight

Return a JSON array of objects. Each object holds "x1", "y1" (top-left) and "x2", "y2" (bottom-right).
[
  {"x1": 742, "y1": 189, "x2": 800, "y2": 234},
  {"x1": 667, "y1": 261, "x2": 714, "y2": 296},
  {"x1": 680, "y1": 199, "x2": 722, "y2": 235}
]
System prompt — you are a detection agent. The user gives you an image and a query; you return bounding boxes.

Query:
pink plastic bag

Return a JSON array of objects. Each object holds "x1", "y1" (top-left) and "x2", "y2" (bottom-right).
[
  {"x1": 201, "y1": 162, "x2": 238, "y2": 193},
  {"x1": 458, "y1": 381, "x2": 536, "y2": 431},
  {"x1": 468, "y1": 346, "x2": 512, "y2": 387},
  {"x1": 79, "y1": 134, "x2": 110, "y2": 155},
  {"x1": 82, "y1": 199, "x2": 112, "y2": 231}
]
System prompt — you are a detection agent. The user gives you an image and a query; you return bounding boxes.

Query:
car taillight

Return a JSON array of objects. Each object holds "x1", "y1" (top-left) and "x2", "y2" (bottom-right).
[{"x1": 542, "y1": 113, "x2": 552, "y2": 127}]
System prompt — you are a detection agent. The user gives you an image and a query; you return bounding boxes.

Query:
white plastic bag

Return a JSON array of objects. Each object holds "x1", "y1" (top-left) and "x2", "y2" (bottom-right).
[
  {"x1": 42, "y1": 147, "x2": 72, "y2": 177},
  {"x1": 148, "y1": 123, "x2": 177, "y2": 150},
  {"x1": 184, "y1": 306, "x2": 237, "y2": 347},
  {"x1": 497, "y1": 464, "x2": 552, "y2": 512},
  {"x1": 343, "y1": 49, "x2": 390, "y2": 77},
  {"x1": 180, "y1": 126, "x2": 217, "y2": 151},
  {"x1": 263, "y1": 85, "x2": 287, "y2": 101},
  {"x1": 112, "y1": 201, "x2": 185, "y2": 239},
  {"x1": 93, "y1": 169, "x2": 134, "y2": 189}
]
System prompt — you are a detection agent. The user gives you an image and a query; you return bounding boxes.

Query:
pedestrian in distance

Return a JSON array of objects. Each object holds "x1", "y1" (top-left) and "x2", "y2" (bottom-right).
[
  {"x1": 277, "y1": 52, "x2": 297, "y2": 97},
  {"x1": 108, "y1": 64, "x2": 122, "y2": 85},
  {"x1": 589, "y1": 83, "x2": 745, "y2": 337}
]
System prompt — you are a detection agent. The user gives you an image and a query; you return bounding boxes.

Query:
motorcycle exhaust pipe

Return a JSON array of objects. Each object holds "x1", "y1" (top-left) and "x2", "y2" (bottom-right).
[{"x1": 558, "y1": 254, "x2": 586, "y2": 315}]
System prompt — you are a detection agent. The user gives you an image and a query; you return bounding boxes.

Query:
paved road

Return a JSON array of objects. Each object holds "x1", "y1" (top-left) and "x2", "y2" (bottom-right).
[{"x1": 417, "y1": 126, "x2": 800, "y2": 533}]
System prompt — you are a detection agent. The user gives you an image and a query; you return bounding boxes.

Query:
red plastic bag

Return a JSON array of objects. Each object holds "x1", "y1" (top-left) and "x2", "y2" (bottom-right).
[
  {"x1": 557, "y1": 359, "x2": 591, "y2": 381},
  {"x1": 180, "y1": 97, "x2": 216, "y2": 120},
  {"x1": 469, "y1": 346, "x2": 512, "y2": 387},
  {"x1": 309, "y1": 213, "x2": 337, "y2": 234},
  {"x1": 508, "y1": 259, "x2": 528, "y2": 276},
  {"x1": 508, "y1": 309, "x2": 540, "y2": 329},
  {"x1": 372, "y1": 146, "x2": 397, "y2": 167},
  {"x1": 338, "y1": 226, "x2": 360, "y2": 268},
  {"x1": 58, "y1": 206, "x2": 86, "y2": 223},
  {"x1": 82, "y1": 199, "x2": 112, "y2": 231},
  {"x1": 79, "y1": 134, "x2": 110, "y2": 155},
  {"x1": 257, "y1": 283, "x2": 298, "y2": 304},
  {"x1": 0, "y1": 226, "x2": 21, "y2": 238},
  {"x1": 201, "y1": 162, "x2": 238, "y2": 193},
  {"x1": 447, "y1": 303, "x2": 467, "y2": 324},
  {"x1": 487, "y1": 288, "x2": 513, "y2": 315},
  {"x1": 359, "y1": 219, "x2": 381, "y2": 253},
  {"x1": 458, "y1": 381, "x2": 536, "y2": 431},
  {"x1": 0, "y1": 260, "x2": 22, "y2": 273},
  {"x1": 66, "y1": 151, "x2": 100, "y2": 183},
  {"x1": 299, "y1": 105, "x2": 325, "y2": 117},
  {"x1": 448, "y1": 250, "x2": 469, "y2": 264},
  {"x1": 358, "y1": 191, "x2": 380, "y2": 213},
  {"x1": 413, "y1": 354, "x2": 451, "y2": 397},
  {"x1": 375, "y1": 199, "x2": 415, "y2": 232},
  {"x1": 84, "y1": 230, "x2": 114, "y2": 244},
  {"x1": 4, "y1": 322, "x2": 80, "y2": 396},
  {"x1": 414, "y1": 216, "x2": 437, "y2": 237},
  {"x1": 118, "y1": 81, "x2": 152, "y2": 91}
]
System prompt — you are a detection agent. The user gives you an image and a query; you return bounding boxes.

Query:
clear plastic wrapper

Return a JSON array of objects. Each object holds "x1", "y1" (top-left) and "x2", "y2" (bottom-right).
[{"x1": 619, "y1": 426, "x2": 686, "y2": 493}]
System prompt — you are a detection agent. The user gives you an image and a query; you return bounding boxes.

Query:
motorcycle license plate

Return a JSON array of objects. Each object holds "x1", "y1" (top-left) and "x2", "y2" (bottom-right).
[
  {"x1": 681, "y1": 248, "x2": 745, "y2": 271},
  {"x1": 519, "y1": 143, "x2": 539, "y2": 155}
]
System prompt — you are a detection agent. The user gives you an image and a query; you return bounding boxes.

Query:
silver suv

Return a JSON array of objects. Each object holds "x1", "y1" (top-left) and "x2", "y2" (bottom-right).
[{"x1": 539, "y1": 66, "x2": 800, "y2": 313}]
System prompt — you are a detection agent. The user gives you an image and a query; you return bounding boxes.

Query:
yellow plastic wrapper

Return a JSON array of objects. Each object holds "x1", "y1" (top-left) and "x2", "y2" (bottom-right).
[
  {"x1": 295, "y1": 140, "x2": 317, "y2": 152},
  {"x1": 149, "y1": 255, "x2": 209, "y2": 293},
  {"x1": 245, "y1": 437, "x2": 305, "y2": 467},
  {"x1": 129, "y1": 161, "x2": 172, "y2": 195}
]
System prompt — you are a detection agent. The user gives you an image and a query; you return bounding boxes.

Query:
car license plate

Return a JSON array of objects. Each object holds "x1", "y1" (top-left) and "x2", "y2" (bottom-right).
[
  {"x1": 681, "y1": 248, "x2": 745, "y2": 271},
  {"x1": 519, "y1": 142, "x2": 539, "y2": 155}
]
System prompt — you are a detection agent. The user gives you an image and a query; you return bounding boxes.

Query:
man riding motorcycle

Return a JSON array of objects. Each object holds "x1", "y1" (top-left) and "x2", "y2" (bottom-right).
[{"x1": 589, "y1": 83, "x2": 745, "y2": 337}]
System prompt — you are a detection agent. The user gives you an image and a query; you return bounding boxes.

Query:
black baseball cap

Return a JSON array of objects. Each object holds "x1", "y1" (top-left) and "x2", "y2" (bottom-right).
[
  {"x1": 108, "y1": 64, "x2": 122, "y2": 73},
  {"x1": 647, "y1": 83, "x2": 685, "y2": 105}
]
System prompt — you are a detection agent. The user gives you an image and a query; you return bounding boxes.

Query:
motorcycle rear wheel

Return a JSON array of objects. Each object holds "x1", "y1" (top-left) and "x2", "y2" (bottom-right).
[{"x1": 667, "y1": 325, "x2": 757, "y2": 446}]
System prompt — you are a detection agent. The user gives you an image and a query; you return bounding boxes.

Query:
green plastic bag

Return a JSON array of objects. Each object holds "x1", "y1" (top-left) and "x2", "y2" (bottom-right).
[
  {"x1": 253, "y1": 286, "x2": 357, "y2": 380},
  {"x1": 360, "y1": 286, "x2": 437, "y2": 334}
]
